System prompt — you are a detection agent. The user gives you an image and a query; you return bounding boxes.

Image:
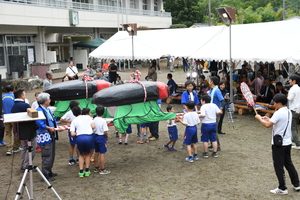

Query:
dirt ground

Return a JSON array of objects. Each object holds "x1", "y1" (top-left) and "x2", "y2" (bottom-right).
[{"x1": 1, "y1": 66, "x2": 300, "y2": 200}]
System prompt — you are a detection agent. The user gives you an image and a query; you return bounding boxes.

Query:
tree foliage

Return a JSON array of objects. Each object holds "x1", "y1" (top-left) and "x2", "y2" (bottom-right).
[{"x1": 164, "y1": 0, "x2": 300, "y2": 27}]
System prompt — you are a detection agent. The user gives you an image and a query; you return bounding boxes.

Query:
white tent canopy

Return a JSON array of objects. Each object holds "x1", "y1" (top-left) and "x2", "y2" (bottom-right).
[{"x1": 90, "y1": 19, "x2": 300, "y2": 64}]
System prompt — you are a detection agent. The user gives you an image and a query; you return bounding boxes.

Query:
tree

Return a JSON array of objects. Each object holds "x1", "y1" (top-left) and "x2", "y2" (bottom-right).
[
  {"x1": 164, "y1": 0, "x2": 202, "y2": 27},
  {"x1": 164, "y1": 0, "x2": 299, "y2": 27}
]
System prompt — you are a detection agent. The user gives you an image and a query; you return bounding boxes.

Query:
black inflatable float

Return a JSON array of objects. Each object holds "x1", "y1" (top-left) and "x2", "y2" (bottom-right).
[
  {"x1": 44, "y1": 80, "x2": 110, "y2": 101},
  {"x1": 92, "y1": 81, "x2": 169, "y2": 107}
]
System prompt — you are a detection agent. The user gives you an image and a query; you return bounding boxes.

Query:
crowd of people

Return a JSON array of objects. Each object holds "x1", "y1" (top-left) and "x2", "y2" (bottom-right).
[{"x1": 1, "y1": 58, "x2": 300, "y2": 195}]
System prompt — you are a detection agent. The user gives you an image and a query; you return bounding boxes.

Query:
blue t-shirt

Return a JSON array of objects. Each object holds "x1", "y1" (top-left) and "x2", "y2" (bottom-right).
[
  {"x1": 209, "y1": 88, "x2": 224, "y2": 108},
  {"x1": 167, "y1": 79, "x2": 177, "y2": 93},
  {"x1": 2, "y1": 93, "x2": 14, "y2": 114},
  {"x1": 181, "y1": 91, "x2": 199, "y2": 105}
]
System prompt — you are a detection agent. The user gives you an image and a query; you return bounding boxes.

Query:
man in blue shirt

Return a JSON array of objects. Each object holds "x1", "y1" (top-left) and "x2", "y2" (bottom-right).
[
  {"x1": 208, "y1": 76, "x2": 226, "y2": 151},
  {"x1": 2, "y1": 85, "x2": 20, "y2": 155}
]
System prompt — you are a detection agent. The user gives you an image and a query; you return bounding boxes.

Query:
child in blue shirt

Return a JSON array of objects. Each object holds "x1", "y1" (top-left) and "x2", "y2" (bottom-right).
[
  {"x1": 167, "y1": 73, "x2": 178, "y2": 95},
  {"x1": 181, "y1": 80, "x2": 199, "y2": 112}
]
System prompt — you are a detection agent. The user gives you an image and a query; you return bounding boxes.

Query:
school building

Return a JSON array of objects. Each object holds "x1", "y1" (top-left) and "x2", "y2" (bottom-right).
[{"x1": 0, "y1": 0, "x2": 171, "y2": 79}]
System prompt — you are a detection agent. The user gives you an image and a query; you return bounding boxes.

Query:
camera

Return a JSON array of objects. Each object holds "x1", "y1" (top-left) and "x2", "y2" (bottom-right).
[
  {"x1": 283, "y1": 85, "x2": 291, "y2": 90},
  {"x1": 17, "y1": 121, "x2": 38, "y2": 140}
]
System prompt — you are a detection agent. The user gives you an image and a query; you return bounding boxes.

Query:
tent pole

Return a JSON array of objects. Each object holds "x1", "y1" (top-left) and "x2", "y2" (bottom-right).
[
  {"x1": 229, "y1": 24, "x2": 233, "y2": 103},
  {"x1": 132, "y1": 35, "x2": 134, "y2": 68}
]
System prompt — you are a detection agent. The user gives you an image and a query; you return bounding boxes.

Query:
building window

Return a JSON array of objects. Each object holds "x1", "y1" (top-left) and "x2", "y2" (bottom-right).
[
  {"x1": 13, "y1": 47, "x2": 19, "y2": 55},
  {"x1": 130, "y1": 0, "x2": 135, "y2": 9},
  {"x1": 110, "y1": 0, "x2": 115, "y2": 6},
  {"x1": 7, "y1": 47, "x2": 12, "y2": 55},
  {"x1": 142, "y1": 0, "x2": 147, "y2": 10},
  {"x1": 19, "y1": 36, "x2": 27, "y2": 43},
  {"x1": 7, "y1": 36, "x2": 13, "y2": 44},
  {"x1": 0, "y1": 47, "x2": 4, "y2": 66},
  {"x1": 27, "y1": 36, "x2": 31, "y2": 43},
  {"x1": 99, "y1": 0, "x2": 109, "y2": 6},
  {"x1": 20, "y1": 46, "x2": 27, "y2": 56},
  {"x1": 154, "y1": 0, "x2": 158, "y2": 11},
  {"x1": 72, "y1": 0, "x2": 89, "y2": 3}
]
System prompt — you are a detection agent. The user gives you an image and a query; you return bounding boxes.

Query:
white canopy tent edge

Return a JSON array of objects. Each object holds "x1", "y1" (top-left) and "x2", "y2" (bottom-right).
[{"x1": 90, "y1": 19, "x2": 300, "y2": 65}]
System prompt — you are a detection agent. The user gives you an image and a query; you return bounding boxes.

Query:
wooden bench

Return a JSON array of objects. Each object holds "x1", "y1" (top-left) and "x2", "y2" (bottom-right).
[{"x1": 234, "y1": 101, "x2": 275, "y2": 116}]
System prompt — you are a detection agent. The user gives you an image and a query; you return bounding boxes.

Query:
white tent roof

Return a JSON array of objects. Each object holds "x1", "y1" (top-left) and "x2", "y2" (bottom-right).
[{"x1": 90, "y1": 19, "x2": 300, "y2": 64}]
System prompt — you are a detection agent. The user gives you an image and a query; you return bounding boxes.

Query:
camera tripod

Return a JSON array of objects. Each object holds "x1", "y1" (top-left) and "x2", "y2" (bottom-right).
[{"x1": 15, "y1": 139, "x2": 61, "y2": 200}]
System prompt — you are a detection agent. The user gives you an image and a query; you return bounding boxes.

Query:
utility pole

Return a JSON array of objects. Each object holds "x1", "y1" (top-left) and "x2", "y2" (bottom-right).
[
  {"x1": 208, "y1": 0, "x2": 211, "y2": 26},
  {"x1": 283, "y1": 0, "x2": 286, "y2": 20}
]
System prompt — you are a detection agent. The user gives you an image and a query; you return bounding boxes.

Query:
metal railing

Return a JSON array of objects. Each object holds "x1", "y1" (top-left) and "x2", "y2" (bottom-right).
[{"x1": 0, "y1": 0, "x2": 171, "y2": 17}]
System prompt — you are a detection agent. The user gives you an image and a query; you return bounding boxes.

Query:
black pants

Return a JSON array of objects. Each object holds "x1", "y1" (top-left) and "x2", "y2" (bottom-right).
[
  {"x1": 216, "y1": 115, "x2": 221, "y2": 147},
  {"x1": 272, "y1": 145, "x2": 300, "y2": 190},
  {"x1": 149, "y1": 121, "x2": 159, "y2": 139},
  {"x1": 218, "y1": 107, "x2": 225, "y2": 133}
]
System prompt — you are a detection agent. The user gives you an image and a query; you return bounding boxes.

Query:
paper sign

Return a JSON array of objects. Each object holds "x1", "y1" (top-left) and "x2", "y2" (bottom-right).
[{"x1": 240, "y1": 82, "x2": 255, "y2": 107}]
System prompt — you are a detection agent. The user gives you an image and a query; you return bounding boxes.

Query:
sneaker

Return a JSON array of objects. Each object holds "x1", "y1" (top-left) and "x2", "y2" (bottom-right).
[
  {"x1": 217, "y1": 146, "x2": 221, "y2": 151},
  {"x1": 149, "y1": 137, "x2": 157, "y2": 141},
  {"x1": 294, "y1": 186, "x2": 300, "y2": 191},
  {"x1": 137, "y1": 132, "x2": 141, "y2": 137},
  {"x1": 169, "y1": 147, "x2": 177, "y2": 151},
  {"x1": 202, "y1": 152, "x2": 208, "y2": 158},
  {"x1": 13, "y1": 147, "x2": 22, "y2": 153},
  {"x1": 185, "y1": 157, "x2": 193, "y2": 163},
  {"x1": 193, "y1": 155, "x2": 199, "y2": 160},
  {"x1": 270, "y1": 188, "x2": 288, "y2": 195},
  {"x1": 68, "y1": 159, "x2": 77, "y2": 166},
  {"x1": 292, "y1": 145, "x2": 300, "y2": 150},
  {"x1": 163, "y1": 144, "x2": 169, "y2": 150},
  {"x1": 124, "y1": 142, "x2": 128, "y2": 145},
  {"x1": 94, "y1": 168, "x2": 99, "y2": 173},
  {"x1": 47, "y1": 177, "x2": 56, "y2": 182},
  {"x1": 212, "y1": 152, "x2": 218, "y2": 158},
  {"x1": 137, "y1": 140, "x2": 144, "y2": 144},
  {"x1": 144, "y1": 140, "x2": 149, "y2": 143},
  {"x1": 0, "y1": 141, "x2": 6, "y2": 146},
  {"x1": 36, "y1": 147, "x2": 41, "y2": 152},
  {"x1": 6, "y1": 150, "x2": 13, "y2": 155},
  {"x1": 78, "y1": 172, "x2": 85, "y2": 178},
  {"x1": 99, "y1": 169, "x2": 111, "y2": 175},
  {"x1": 85, "y1": 170, "x2": 91, "y2": 177},
  {"x1": 119, "y1": 139, "x2": 122, "y2": 144},
  {"x1": 49, "y1": 172, "x2": 58, "y2": 177}
]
